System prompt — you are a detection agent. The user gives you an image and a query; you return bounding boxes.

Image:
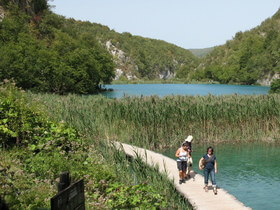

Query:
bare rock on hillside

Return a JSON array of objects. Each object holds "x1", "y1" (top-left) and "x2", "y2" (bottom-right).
[
  {"x1": 0, "y1": 6, "x2": 5, "y2": 22},
  {"x1": 105, "y1": 40, "x2": 138, "y2": 80},
  {"x1": 257, "y1": 73, "x2": 280, "y2": 86}
]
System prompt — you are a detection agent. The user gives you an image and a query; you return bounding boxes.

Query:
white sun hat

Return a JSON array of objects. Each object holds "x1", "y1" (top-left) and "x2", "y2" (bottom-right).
[{"x1": 185, "y1": 135, "x2": 193, "y2": 143}]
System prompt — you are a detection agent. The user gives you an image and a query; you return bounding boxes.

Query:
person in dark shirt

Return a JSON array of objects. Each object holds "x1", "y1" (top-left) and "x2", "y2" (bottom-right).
[{"x1": 199, "y1": 146, "x2": 218, "y2": 194}]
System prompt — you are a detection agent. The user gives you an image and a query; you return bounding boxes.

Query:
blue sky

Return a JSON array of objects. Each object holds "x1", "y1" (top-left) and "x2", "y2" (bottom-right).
[{"x1": 51, "y1": 0, "x2": 279, "y2": 49}]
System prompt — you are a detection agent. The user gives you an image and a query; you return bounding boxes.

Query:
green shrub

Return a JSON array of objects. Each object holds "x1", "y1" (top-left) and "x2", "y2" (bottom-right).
[
  {"x1": 106, "y1": 182, "x2": 166, "y2": 209},
  {"x1": 0, "y1": 81, "x2": 82, "y2": 149},
  {"x1": 270, "y1": 79, "x2": 280, "y2": 93},
  {"x1": 0, "y1": 150, "x2": 56, "y2": 209}
]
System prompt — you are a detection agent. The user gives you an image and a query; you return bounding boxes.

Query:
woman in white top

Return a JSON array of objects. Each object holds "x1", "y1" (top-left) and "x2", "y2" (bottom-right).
[{"x1": 175, "y1": 143, "x2": 190, "y2": 184}]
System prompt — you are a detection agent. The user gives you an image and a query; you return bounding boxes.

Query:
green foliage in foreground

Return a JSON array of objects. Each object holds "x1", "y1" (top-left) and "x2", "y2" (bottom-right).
[
  {"x1": 30, "y1": 93, "x2": 280, "y2": 151},
  {"x1": 0, "y1": 83, "x2": 191, "y2": 209},
  {"x1": 0, "y1": 81, "x2": 81, "y2": 148},
  {"x1": 0, "y1": 3, "x2": 115, "y2": 94},
  {"x1": 269, "y1": 79, "x2": 280, "y2": 93},
  {"x1": 100, "y1": 145, "x2": 191, "y2": 209}
]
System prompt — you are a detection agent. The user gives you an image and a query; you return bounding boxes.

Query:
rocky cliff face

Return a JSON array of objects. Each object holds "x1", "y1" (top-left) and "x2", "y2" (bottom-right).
[
  {"x1": 0, "y1": 6, "x2": 4, "y2": 22},
  {"x1": 105, "y1": 40, "x2": 178, "y2": 80},
  {"x1": 159, "y1": 69, "x2": 176, "y2": 79},
  {"x1": 105, "y1": 40, "x2": 138, "y2": 80},
  {"x1": 257, "y1": 73, "x2": 280, "y2": 86}
]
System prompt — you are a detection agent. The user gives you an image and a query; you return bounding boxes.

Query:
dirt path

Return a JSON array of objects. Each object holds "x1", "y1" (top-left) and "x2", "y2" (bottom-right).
[{"x1": 115, "y1": 142, "x2": 251, "y2": 210}]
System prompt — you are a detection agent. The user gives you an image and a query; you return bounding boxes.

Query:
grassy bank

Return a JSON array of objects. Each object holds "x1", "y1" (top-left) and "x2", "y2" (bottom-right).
[{"x1": 29, "y1": 93, "x2": 280, "y2": 151}]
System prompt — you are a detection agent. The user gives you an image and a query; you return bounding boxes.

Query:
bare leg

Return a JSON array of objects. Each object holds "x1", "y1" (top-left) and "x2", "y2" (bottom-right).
[
  {"x1": 179, "y1": 171, "x2": 184, "y2": 184},
  {"x1": 179, "y1": 171, "x2": 184, "y2": 179}
]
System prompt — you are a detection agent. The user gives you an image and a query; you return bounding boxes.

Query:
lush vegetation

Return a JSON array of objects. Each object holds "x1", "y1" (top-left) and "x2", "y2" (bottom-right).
[
  {"x1": 0, "y1": 1, "x2": 115, "y2": 94},
  {"x1": 0, "y1": 82, "x2": 191, "y2": 209},
  {"x1": 30, "y1": 93, "x2": 280, "y2": 151},
  {"x1": 188, "y1": 10, "x2": 280, "y2": 85},
  {"x1": 1, "y1": 1, "x2": 279, "y2": 209},
  {"x1": 0, "y1": 0, "x2": 199, "y2": 91}
]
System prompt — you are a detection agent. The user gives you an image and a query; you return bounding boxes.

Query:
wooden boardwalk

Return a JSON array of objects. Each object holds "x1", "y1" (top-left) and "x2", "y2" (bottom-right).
[{"x1": 115, "y1": 142, "x2": 251, "y2": 210}]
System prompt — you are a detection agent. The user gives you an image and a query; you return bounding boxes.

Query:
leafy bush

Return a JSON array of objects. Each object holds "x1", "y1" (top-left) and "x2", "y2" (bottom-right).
[
  {"x1": 0, "y1": 81, "x2": 81, "y2": 148},
  {"x1": 0, "y1": 150, "x2": 56, "y2": 209},
  {"x1": 0, "y1": 82, "x2": 84, "y2": 208},
  {"x1": 106, "y1": 182, "x2": 166, "y2": 209},
  {"x1": 270, "y1": 79, "x2": 280, "y2": 93}
]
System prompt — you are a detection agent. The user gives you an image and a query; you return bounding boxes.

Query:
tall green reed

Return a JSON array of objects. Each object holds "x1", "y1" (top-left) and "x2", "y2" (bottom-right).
[
  {"x1": 27, "y1": 93, "x2": 279, "y2": 208},
  {"x1": 28, "y1": 93, "x2": 280, "y2": 150}
]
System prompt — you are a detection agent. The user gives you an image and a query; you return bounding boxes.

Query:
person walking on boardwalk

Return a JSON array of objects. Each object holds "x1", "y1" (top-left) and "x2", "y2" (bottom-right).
[
  {"x1": 183, "y1": 135, "x2": 193, "y2": 178},
  {"x1": 175, "y1": 142, "x2": 190, "y2": 184},
  {"x1": 199, "y1": 146, "x2": 218, "y2": 194}
]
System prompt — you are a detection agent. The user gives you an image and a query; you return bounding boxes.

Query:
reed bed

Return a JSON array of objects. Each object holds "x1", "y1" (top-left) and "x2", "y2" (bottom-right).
[
  {"x1": 26, "y1": 93, "x2": 279, "y2": 208},
  {"x1": 28, "y1": 93, "x2": 280, "y2": 150}
]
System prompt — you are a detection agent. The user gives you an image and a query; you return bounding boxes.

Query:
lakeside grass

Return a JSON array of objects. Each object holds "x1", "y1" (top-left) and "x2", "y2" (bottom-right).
[{"x1": 29, "y1": 93, "x2": 280, "y2": 150}]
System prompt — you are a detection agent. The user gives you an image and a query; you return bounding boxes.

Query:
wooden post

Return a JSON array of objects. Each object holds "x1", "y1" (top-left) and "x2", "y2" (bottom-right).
[
  {"x1": 58, "y1": 171, "x2": 70, "y2": 192},
  {"x1": 0, "y1": 197, "x2": 9, "y2": 210},
  {"x1": 51, "y1": 172, "x2": 85, "y2": 210}
]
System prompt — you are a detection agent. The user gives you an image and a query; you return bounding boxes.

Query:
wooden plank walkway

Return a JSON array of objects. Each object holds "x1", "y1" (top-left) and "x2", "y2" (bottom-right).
[{"x1": 115, "y1": 142, "x2": 251, "y2": 210}]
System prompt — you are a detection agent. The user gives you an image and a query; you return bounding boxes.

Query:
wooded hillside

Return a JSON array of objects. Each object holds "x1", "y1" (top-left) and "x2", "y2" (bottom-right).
[{"x1": 190, "y1": 9, "x2": 280, "y2": 85}]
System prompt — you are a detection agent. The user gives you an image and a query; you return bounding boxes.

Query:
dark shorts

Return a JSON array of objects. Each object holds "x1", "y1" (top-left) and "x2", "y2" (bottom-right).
[{"x1": 177, "y1": 161, "x2": 187, "y2": 171}]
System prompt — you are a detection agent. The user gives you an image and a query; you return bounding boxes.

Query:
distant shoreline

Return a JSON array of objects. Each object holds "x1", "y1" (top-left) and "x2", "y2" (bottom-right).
[{"x1": 109, "y1": 79, "x2": 269, "y2": 87}]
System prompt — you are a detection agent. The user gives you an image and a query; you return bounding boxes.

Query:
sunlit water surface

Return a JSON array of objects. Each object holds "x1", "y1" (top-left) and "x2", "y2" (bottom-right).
[{"x1": 102, "y1": 84, "x2": 269, "y2": 98}]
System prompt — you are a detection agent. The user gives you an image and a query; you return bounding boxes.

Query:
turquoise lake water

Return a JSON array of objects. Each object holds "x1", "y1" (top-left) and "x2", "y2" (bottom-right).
[
  {"x1": 102, "y1": 84, "x2": 270, "y2": 98},
  {"x1": 163, "y1": 143, "x2": 280, "y2": 210}
]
